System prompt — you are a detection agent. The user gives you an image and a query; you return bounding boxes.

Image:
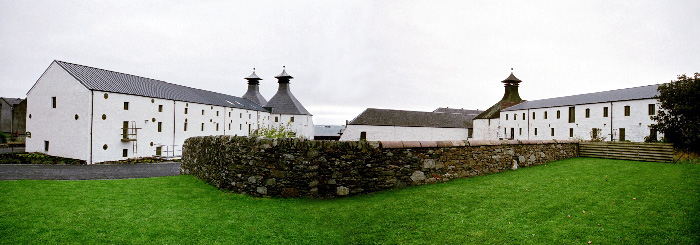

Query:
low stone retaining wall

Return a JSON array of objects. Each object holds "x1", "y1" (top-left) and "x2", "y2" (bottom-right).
[{"x1": 181, "y1": 137, "x2": 578, "y2": 198}]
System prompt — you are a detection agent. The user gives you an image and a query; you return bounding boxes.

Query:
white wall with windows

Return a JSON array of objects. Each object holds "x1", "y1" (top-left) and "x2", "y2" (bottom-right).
[
  {"x1": 498, "y1": 99, "x2": 661, "y2": 142},
  {"x1": 339, "y1": 125, "x2": 470, "y2": 141},
  {"x1": 26, "y1": 62, "x2": 92, "y2": 161}
]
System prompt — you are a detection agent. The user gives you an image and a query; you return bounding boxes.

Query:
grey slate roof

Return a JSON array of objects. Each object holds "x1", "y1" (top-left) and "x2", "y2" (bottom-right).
[
  {"x1": 264, "y1": 69, "x2": 311, "y2": 115},
  {"x1": 433, "y1": 107, "x2": 483, "y2": 115},
  {"x1": 314, "y1": 125, "x2": 345, "y2": 137},
  {"x1": 503, "y1": 84, "x2": 660, "y2": 111},
  {"x1": 349, "y1": 108, "x2": 476, "y2": 128},
  {"x1": 1, "y1": 98, "x2": 24, "y2": 106},
  {"x1": 54, "y1": 60, "x2": 266, "y2": 111}
]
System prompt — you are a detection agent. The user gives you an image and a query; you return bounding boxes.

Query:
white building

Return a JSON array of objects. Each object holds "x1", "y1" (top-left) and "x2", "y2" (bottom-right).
[
  {"x1": 473, "y1": 72, "x2": 661, "y2": 142},
  {"x1": 25, "y1": 60, "x2": 313, "y2": 164},
  {"x1": 340, "y1": 108, "x2": 481, "y2": 141}
]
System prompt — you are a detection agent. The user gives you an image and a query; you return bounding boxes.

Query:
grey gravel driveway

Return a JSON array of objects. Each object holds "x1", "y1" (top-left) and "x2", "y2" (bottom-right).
[{"x1": 0, "y1": 162, "x2": 181, "y2": 180}]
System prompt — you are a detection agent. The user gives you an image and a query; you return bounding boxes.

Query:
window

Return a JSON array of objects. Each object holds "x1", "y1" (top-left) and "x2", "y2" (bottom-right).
[
  {"x1": 158, "y1": 122, "x2": 162, "y2": 132},
  {"x1": 585, "y1": 108, "x2": 590, "y2": 118},
  {"x1": 648, "y1": 104, "x2": 655, "y2": 115},
  {"x1": 216, "y1": 111, "x2": 219, "y2": 116},
  {"x1": 122, "y1": 149, "x2": 128, "y2": 157},
  {"x1": 240, "y1": 113, "x2": 242, "y2": 118},
  {"x1": 122, "y1": 121, "x2": 129, "y2": 139},
  {"x1": 290, "y1": 117, "x2": 295, "y2": 122},
  {"x1": 228, "y1": 112, "x2": 231, "y2": 117},
  {"x1": 544, "y1": 111, "x2": 548, "y2": 119},
  {"x1": 51, "y1": 97, "x2": 56, "y2": 108},
  {"x1": 124, "y1": 102, "x2": 129, "y2": 110},
  {"x1": 239, "y1": 124, "x2": 242, "y2": 130},
  {"x1": 619, "y1": 128, "x2": 626, "y2": 141},
  {"x1": 522, "y1": 113, "x2": 525, "y2": 120},
  {"x1": 603, "y1": 107, "x2": 608, "y2": 117},
  {"x1": 519, "y1": 128, "x2": 522, "y2": 135},
  {"x1": 184, "y1": 122, "x2": 188, "y2": 131},
  {"x1": 506, "y1": 114, "x2": 508, "y2": 120},
  {"x1": 228, "y1": 124, "x2": 231, "y2": 130},
  {"x1": 649, "y1": 129, "x2": 657, "y2": 141},
  {"x1": 510, "y1": 128, "x2": 515, "y2": 140},
  {"x1": 514, "y1": 114, "x2": 517, "y2": 120},
  {"x1": 551, "y1": 128, "x2": 554, "y2": 136},
  {"x1": 624, "y1": 106, "x2": 630, "y2": 116},
  {"x1": 532, "y1": 112, "x2": 536, "y2": 120},
  {"x1": 360, "y1": 131, "x2": 367, "y2": 140},
  {"x1": 216, "y1": 123, "x2": 219, "y2": 131},
  {"x1": 557, "y1": 110, "x2": 561, "y2": 119},
  {"x1": 202, "y1": 110, "x2": 205, "y2": 115},
  {"x1": 158, "y1": 105, "x2": 163, "y2": 112},
  {"x1": 201, "y1": 123, "x2": 204, "y2": 131},
  {"x1": 155, "y1": 146, "x2": 162, "y2": 156},
  {"x1": 44, "y1": 141, "x2": 49, "y2": 151},
  {"x1": 592, "y1": 128, "x2": 600, "y2": 139},
  {"x1": 248, "y1": 114, "x2": 251, "y2": 119},
  {"x1": 185, "y1": 108, "x2": 188, "y2": 114},
  {"x1": 468, "y1": 128, "x2": 473, "y2": 138},
  {"x1": 569, "y1": 128, "x2": 574, "y2": 137},
  {"x1": 248, "y1": 124, "x2": 251, "y2": 133},
  {"x1": 534, "y1": 128, "x2": 538, "y2": 135},
  {"x1": 275, "y1": 117, "x2": 279, "y2": 122},
  {"x1": 568, "y1": 107, "x2": 575, "y2": 123}
]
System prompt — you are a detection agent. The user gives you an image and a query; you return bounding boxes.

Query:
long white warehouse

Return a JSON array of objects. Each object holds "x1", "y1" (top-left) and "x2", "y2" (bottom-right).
[{"x1": 26, "y1": 60, "x2": 313, "y2": 164}]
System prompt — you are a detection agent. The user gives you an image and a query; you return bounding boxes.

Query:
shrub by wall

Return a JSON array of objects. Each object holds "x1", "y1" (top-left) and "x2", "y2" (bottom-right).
[{"x1": 181, "y1": 137, "x2": 578, "y2": 198}]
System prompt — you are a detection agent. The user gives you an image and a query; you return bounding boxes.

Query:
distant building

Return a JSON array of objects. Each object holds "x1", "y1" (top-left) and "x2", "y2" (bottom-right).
[
  {"x1": 25, "y1": 60, "x2": 313, "y2": 163},
  {"x1": 314, "y1": 125, "x2": 345, "y2": 140},
  {"x1": 473, "y1": 72, "x2": 662, "y2": 142},
  {"x1": 0, "y1": 97, "x2": 26, "y2": 135},
  {"x1": 340, "y1": 108, "x2": 481, "y2": 141}
]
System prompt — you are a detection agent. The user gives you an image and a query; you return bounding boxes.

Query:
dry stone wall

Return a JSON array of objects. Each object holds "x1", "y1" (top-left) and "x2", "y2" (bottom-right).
[{"x1": 181, "y1": 136, "x2": 578, "y2": 198}]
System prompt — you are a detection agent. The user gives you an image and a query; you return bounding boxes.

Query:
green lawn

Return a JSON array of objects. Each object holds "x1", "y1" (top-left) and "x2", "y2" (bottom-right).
[{"x1": 1, "y1": 157, "x2": 699, "y2": 244}]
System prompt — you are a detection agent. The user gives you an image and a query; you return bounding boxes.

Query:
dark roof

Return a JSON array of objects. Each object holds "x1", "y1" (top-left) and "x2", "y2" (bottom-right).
[
  {"x1": 245, "y1": 71, "x2": 261, "y2": 80},
  {"x1": 314, "y1": 125, "x2": 345, "y2": 137},
  {"x1": 502, "y1": 72, "x2": 522, "y2": 83},
  {"x1": 503, "y1": 84, "x2": 660, "y2": 111},
  {"x1": 54, "y1": 60, "x2": 266, "y2": 111},
  {"x1": 349, "y1": 108, "x2": 476, "y2": 128},
  {"x1": 264, "y1": 68, "x2": 311, "y2": 115},
  {"x1": 433, "y1": 107, "x2": 483, "y2": 115},
  {"x1": 1, "y1": 98, "x2": 24, "y2": 106},
  {"x1": 275, "y1": 68, "x2": 293, "y2": 79}
]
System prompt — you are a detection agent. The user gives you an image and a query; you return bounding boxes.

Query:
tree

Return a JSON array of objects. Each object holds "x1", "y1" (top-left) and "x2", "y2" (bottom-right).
[{"x1": 650, "y1": 72, "x2": 700, "y2": 151}]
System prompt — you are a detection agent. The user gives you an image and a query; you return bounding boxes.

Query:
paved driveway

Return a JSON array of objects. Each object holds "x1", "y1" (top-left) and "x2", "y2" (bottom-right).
[{"x1": 0, "y1": 162, "x2": 181, "y2": 180}]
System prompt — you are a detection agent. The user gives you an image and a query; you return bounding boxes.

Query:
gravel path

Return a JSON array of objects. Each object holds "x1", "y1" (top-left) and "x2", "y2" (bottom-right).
[{"x1": 0, "y1": 162, "x2": 181, "y2": 180}]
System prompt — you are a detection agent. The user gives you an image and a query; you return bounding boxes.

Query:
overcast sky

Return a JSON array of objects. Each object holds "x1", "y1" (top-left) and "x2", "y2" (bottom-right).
[{"x1": 1, "y1": 0, "x2": 699, "y2": 125}]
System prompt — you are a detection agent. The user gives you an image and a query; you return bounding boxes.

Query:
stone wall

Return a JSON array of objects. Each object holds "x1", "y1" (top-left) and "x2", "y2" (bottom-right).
[{"x1": 181, "y1": 137, "x2": 578, "y2": 198}]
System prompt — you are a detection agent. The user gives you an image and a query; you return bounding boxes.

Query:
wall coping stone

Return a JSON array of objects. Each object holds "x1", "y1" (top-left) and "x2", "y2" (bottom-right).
[{"x1": 374, "y1": 139, "x2": 571, "y2": 148}]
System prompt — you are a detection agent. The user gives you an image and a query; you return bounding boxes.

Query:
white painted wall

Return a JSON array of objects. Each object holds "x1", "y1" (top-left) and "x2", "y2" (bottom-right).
[
  {"x1": 339, "y1": 125, "x2": 469, "y2": 141},
  {"x1": 499, "y1": 99, "x2": 661, "y2": 142},
  {"x1": 472, "y1": 118, "x2": 501, "y2": 140},
  {"x1": 26, "y1": 62, "x2": 92, "y2": 161},
  {"x1": 268, "y1": 114, "x2": 314, "y2": 139}
]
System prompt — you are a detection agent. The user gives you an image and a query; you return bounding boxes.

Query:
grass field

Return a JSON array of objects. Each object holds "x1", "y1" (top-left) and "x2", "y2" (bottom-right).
[{"x1": 1, "y1": 157, "x2": 699, "y2": 244}]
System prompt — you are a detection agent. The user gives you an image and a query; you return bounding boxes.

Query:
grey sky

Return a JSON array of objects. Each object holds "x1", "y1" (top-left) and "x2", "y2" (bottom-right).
[{"x1": 1, "y1": 0, "x2": 699, "y2": 125}]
